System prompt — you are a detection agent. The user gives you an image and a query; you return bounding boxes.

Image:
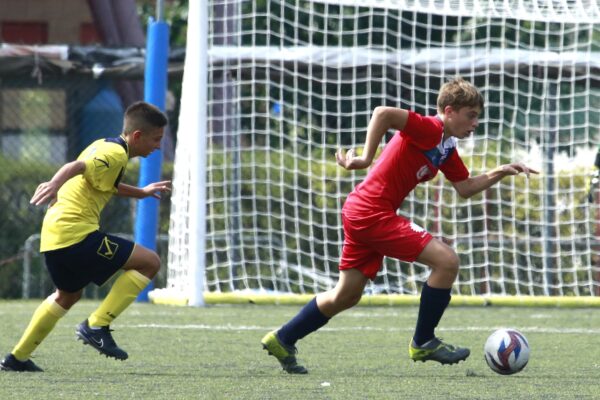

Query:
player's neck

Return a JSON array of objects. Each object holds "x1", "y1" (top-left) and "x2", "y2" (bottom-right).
[
  {"x1": 119, "y1": 134, "x2": 133, "y2": 158},
  {"x1": 438, "y1": 114, "x2": 452, "y2": 141}
]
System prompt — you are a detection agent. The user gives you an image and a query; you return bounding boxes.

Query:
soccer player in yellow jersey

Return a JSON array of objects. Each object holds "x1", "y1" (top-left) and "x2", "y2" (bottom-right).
[{"x1": 0, "y1": 101, "x2": 171, "y2": 372}]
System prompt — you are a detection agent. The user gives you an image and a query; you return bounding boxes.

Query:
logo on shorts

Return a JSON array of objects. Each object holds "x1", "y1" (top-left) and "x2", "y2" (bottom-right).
[
  {"x1": 410, "y1": 222, "x2": 427, "y2": 237},
  {"x1": 410, "y1": 222, "x2": 425, "y2": 232},
  {"x1": 97, "y1": 236, "x2": 119, "y2": 259}
]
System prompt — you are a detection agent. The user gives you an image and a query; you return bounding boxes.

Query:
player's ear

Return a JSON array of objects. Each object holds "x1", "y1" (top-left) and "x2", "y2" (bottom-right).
[
  {"x1": 443, "y1": 105, "x2": 455, "y2": 117},
  {"x1": 132, "y1": 130, "x2": 143, "y2": 141}
]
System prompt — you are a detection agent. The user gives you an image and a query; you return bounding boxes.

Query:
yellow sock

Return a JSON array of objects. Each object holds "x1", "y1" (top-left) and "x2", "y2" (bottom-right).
[
  {"x1": 88, "y1": 270, "x2": 150, "y2": 327},
  {"x1": 12, "y1": 295, "x2": 67, "y2": 361}
]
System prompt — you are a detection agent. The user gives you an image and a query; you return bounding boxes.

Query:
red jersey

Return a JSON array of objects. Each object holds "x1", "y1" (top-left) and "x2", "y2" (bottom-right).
[{"x1": 343, "y1": 111, "x2": 469, "y2": 215}]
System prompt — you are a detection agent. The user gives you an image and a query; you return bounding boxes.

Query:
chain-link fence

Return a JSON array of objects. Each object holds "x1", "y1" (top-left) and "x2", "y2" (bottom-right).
[{"x1": 0, "y1": 45, "x2": 182, "y2": 298}]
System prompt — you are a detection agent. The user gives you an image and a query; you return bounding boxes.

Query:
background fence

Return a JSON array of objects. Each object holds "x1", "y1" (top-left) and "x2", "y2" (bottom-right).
[{"x1": 0, "y1": 45, "x2": 182, "y2": 298}]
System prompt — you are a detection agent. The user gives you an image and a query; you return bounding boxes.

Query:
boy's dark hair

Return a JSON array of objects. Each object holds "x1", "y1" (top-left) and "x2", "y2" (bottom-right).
[
  {"x1": 123, "y1": 101, "x2": 168, "y2": 135},
  {"x1": 437, "y1": 77, "x2": 484, "y2": 112}
]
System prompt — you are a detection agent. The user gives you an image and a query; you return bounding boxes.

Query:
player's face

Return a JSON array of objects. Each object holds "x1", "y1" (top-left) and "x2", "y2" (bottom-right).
[
  {"x1": 445, "y1": 106, "x2": 480, "y2": 139},
  {"x1": 132, "y1": 128, "x2": 164, "y2": 157}
]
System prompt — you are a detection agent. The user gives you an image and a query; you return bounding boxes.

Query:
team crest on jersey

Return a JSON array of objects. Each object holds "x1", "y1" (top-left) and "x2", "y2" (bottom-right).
[
  {"x1": 423, "y1": 136, "x2": 458, "y2": 166},
  {"x1": 97, "y1": 236, "x2": 119, "y2": 259}
]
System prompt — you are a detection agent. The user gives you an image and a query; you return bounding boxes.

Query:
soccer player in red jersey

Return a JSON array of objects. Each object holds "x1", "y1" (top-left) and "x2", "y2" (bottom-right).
[{"x1": 261, "y1": 77, "x2": 538, "y2": 374}]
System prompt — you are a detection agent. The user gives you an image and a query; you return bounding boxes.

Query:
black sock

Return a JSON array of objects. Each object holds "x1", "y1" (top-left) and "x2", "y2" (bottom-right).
[
  {"x1": 413, "y1": 282, "x2": 451, "y2": 346},
  {"x1": 277, "y1": 297, "x2": 330, "y2": 346}
]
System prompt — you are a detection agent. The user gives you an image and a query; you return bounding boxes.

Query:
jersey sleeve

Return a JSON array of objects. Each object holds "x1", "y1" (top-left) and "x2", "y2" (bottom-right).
[
  {"x1": 81, "y1": 145, "x2": 127, "y2": 192},
  {"x1": 400, "y1": 111, "x2": 444, "y2": 150},
  {"x1": 439, "y1": 148, "x2": 469, "y2": 182}
]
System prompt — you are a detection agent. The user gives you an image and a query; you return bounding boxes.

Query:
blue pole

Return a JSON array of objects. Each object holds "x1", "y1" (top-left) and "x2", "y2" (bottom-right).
[{"x1": 135, "y1": 17, "x2": 169, "y2": 301}]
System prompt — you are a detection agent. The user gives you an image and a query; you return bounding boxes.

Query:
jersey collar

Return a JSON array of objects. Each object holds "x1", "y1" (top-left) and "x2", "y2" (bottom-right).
[{"x1": 104, "y1": 135, "x2": 129, "y2": 156}]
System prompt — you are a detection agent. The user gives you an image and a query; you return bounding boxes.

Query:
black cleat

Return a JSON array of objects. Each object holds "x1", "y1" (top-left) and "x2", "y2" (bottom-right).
[
  {"x1": 76, "y1": 319, "x2": 128, "y2": 360},
  {"x1": 0, "y1": 353, "x2": 43, "y2": 372}
]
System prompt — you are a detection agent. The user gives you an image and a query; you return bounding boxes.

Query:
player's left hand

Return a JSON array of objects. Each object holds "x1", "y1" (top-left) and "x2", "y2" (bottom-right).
[
  {"x1": 142, "y1": 180, "x2": 172, "y2": 199},
  {"x1": 501, "y1": 162, "x2": 539, "y2": 178},
  {"x1": 336, "y1": 148, "x2": 371, "y2": 170}
]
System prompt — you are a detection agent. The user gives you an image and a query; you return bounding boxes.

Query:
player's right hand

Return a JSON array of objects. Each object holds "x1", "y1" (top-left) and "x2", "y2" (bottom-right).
[{"x1": 30, "y1": 181, "x2": 59, "y2": 206}]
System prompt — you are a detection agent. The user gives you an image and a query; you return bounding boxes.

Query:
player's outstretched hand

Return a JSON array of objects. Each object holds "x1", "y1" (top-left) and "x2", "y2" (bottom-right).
[
  {"x1": 30, "y1": 181, "x2": 59, "y2": 206},
  {"x1": 336, "y1": 148, "x2": 371, "y2": 170},
  {"x1": 501, "y1": 162, "x2": 539, "y2": 178},
  {"x1": 142, "y1": 180, "x2": 172, "y2": 199}
]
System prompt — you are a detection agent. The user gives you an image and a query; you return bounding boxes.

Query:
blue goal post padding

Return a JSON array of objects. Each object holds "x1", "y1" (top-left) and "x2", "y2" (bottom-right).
[{"x1": 135, "y1": 18, "x2": 170, "y2": 302}]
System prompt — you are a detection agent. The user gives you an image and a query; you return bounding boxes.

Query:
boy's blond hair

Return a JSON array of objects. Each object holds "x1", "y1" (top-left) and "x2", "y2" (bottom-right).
[{"x1": 437, "y1": 77, "x2": 484, "y2": 113}]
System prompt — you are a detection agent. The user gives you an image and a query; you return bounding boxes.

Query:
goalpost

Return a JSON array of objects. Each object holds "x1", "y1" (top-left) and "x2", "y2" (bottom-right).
[{"x1": 150, "y1": 0, "x2": 600, "y2": 306}]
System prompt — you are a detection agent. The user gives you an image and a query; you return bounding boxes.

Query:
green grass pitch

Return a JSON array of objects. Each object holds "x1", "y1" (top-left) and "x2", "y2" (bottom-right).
[{"x1": 0, "y1": 300, "x2": 599, "y2": 399}]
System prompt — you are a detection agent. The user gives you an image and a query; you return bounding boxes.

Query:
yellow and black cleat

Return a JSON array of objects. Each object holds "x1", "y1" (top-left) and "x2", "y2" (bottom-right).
[
  {"x1": 261, "y1": 331, "x2": 307, "y2": 374},
  {"x1": 409, "y1": 337, "x2": 470, "y2": 365}
]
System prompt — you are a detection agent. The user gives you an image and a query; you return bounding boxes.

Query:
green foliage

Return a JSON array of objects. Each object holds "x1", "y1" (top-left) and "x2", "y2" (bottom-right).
[
  {"x1": 0, "y1": 156, "x2": 49, "y2": 298},
  {"x1": 204, "y1": 135, "x2": 598, "y2": 297},
  {"x1": 404, "y1": 140, "x2": 597, "y2": 297},
  {"x1": 460, "y1": 19, "x2": 600, "y2": 51},
  {"x1": 205, "y1": 147, "x2": 354, "y2": 292},
  {"x1": 0, "y1": 156, "x2": 173, "y2": 299},
  {"x1": 241, "y1": 1, "x2": 456, "y2": 48},
  {"x1": 137, "y1": 0, "x2": 187, "y2": 140},
  {"x1": 138, "y1": 0, "x2": 187, "y2": 47}
]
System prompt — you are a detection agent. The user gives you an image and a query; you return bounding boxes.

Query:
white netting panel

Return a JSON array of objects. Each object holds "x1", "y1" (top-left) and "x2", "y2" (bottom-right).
[
  {"x1": 164, "y1": 0, "x2": 600, "y2": 301},
  {"x1": 316, "y1": 0, "x2": 600, "y2": 22}
]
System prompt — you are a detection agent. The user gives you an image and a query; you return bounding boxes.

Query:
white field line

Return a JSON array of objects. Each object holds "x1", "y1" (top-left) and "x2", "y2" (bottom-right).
[{"x1": 122, "y1": 323, "x2": 600, "y2": 334}]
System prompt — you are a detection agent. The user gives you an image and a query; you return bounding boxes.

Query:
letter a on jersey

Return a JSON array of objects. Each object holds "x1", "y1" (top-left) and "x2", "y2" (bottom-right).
[{"x1": 97, "y1": 236, "x2": 119, "y2": 259}]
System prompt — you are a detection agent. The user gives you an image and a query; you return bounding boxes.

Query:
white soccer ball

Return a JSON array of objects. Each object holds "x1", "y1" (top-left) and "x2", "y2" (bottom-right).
[{"x1": 484, "y1": 328, "x2": 530, "y2": 375}]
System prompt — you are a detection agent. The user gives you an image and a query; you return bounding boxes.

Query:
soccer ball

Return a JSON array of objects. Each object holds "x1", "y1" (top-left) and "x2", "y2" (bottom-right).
[{"x1": 484, "y1": 328, "x2": 530, "y2": 375}]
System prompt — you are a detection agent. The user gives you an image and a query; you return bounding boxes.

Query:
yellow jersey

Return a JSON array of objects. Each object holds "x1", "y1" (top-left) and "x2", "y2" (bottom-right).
[{"x1": 40, "y1": 137, "x2": 129, "y2": 252}]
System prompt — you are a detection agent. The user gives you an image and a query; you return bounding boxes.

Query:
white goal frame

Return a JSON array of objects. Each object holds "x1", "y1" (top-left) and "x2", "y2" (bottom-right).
[{"x1": 151, "y1": 0, "x2": 600, "y2": 307}]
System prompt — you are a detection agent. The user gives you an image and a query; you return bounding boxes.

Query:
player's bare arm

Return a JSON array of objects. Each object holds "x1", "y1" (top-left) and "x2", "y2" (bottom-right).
[
  {"x1": 452, "y1": 162, "x2": 539, "y2": 199},
  {"x1": 117, "y1": 181, "x2": 172, "y2": 200},
  {"x1": 336, "y1": 107, "x2": 410, "y2": 170},
  {"x1": 30, "y1": 160, "x2": 86, "y2": 206}
]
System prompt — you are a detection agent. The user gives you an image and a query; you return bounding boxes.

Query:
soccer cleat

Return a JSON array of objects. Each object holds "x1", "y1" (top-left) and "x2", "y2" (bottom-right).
[
  {"x1": 409, "y1": 337, "x2": 470, "y2": 365},
  {"x1": 76, "y1": 319, "x2": 128, "y2": 360},
  {"x1": 261, "y1": 330, "x2": 308, "y2": 374},
  {"x1": 0, "y1": 353, "x2": 43, "y2": 372}
]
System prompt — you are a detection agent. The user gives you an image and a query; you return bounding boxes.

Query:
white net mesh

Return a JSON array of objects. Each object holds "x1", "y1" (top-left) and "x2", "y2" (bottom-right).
[{"x1": 161, "y1": 0, "x2": 600, "y2": 303}]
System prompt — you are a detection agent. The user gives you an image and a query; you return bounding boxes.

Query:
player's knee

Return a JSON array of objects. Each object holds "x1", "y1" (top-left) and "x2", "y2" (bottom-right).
[
  {"x1": 430, "y1": 249, "x2": 459, "y2": 276},
  {"x1": 54, "y1": 290, "x2": 82, "y2": 309},
  {"x1": 129, "y1": 250, "x2": 160, "y2": 279},
  {"x1": 146, "y1": 251, "x2": 161, "y2": 276},
  {"x1": 440, "y1": 251, "x2": 460, "y2": 276}
]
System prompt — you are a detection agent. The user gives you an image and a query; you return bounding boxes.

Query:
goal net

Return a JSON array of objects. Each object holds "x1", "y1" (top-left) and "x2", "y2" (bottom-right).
[{"x1": 153, "y1": 0, "x2": 600, "y2": 306}]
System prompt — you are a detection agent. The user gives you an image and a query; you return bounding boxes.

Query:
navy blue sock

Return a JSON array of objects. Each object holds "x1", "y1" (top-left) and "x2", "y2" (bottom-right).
[
  {"x1": 413, "y1": 282, "x2": 451, "y2": 346},
  {"x1": 277, "y1": 297, "x2": 330, "y2": 346}
]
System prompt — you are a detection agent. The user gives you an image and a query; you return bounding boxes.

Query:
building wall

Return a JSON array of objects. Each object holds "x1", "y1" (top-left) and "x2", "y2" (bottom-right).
[{"x1": 0, "y1": 0, "x2": 98, "y2": 44}]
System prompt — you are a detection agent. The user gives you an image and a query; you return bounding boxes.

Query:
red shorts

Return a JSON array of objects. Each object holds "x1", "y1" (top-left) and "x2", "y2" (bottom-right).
[{"x1": 339, "y1": 211, "x2": 433, "y2": 280}]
